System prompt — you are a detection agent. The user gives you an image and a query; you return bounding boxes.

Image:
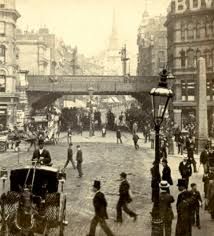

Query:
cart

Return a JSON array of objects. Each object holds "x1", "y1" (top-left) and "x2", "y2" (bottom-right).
[{"x1": 0, "y1": 164, "x2": 67, "y2": 235}]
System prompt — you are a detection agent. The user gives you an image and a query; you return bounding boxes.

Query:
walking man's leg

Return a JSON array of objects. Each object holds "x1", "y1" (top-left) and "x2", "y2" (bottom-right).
[
  {"x1": 196, "y1": 206, "x2": 200, "y2": 228},
  {"x1": 116, "y1": 201, "x2": 123, "y2": 222},
  {"x1": 122, "y1": 203, "x2": 137, "y2": 220},
  {"x1": 165, "y1": 221, "x2": 172, "y2": 236},
  {"x1": 88, "y1": 216, "x2": 99, "y2": 236},
  {"x1": 64, "y1": 159, "x2": 69, "y2": 169},
  {"x1": 99, "y1": 218, "x2": 115, "y2": 236}
]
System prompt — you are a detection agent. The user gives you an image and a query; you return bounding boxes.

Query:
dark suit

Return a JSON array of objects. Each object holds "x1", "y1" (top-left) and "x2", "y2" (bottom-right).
[
  {"x1": 88, "y1": 191, "x2": 114, "y2": 236},
  {"x1": 32, "y1": 149, "x2": 51, "y2": 165},
  {"x1": 190, "y1": 190, "x2": 202, "y2": 227},
  {"x1": 64, "y1": 148, "x2": 75, "y2": 169},
  {"x1": 176, "y1": 190, "x2": 193, "y2": 236},
  {"x1": 116, "y1": 180, "x2": 136, "y2": 222},
  {"x1": 76, "y1": 149, "x2": 83, "y2": 177},
  {"x1": 179, "y1": 161, "x2": 192, "y2": 188},
  {"x1": 162, "y1": 165, "x2": 173, "y2": 186},
  {"x1": 200, "y1": 149, "x2": 209, "y2": 173}
]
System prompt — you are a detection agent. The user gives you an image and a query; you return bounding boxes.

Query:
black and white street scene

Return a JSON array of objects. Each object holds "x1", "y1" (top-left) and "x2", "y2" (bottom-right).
[{"x1": 0, "y1": 0, "x2": 214, "y2": 235}]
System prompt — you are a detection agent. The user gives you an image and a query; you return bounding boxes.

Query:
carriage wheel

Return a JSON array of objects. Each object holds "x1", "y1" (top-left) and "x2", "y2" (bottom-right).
[{"x1": 59, "y1": 197, "x2": 66, "y2": 236}]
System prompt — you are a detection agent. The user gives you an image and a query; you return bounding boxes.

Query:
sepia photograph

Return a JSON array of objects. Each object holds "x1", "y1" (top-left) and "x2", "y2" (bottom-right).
[{"x1": 0, "y1": 0, "x2": 213, "y2": 235}]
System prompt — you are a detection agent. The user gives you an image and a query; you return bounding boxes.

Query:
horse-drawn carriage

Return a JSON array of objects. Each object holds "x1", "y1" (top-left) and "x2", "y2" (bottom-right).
[{"x1": 0, "y1": 164, "x2": 67, "y2": 235}]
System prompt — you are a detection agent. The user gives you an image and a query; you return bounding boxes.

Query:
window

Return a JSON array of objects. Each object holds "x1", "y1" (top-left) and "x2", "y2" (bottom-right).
[
  {"x1": 0, "y1": 45, "x2": 6, "y2": 63},
  {"x1": 0, "y1": 22, "x2": 5, "y2": 35},
  {"x1": 0, "y1": 4, "x2": 5, "y2": 8},
  {"x1": 180, "y1": 50, "x2": 186, "y2": 68},
  {"x1": 0, "y1": 75, "x2": 5, "y2": 92},
  {"x1": 181, "y1": 23, "x2": 185, "y2": 41},
  {"x1": 187, "y1": 49, "x2": 195, "y2": 68},
  {"x1": 196, "y1": 22, "x2": 200, "y2": 38},
  {"x1": 187, "y1": 23, "x2": 194, "y2": 40}
]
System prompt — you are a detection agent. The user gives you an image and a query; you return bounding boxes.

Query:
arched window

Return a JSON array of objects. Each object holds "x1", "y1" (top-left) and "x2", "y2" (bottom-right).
[
  {"x1": 0, "y1": 45, "x2": 5, "y2": 63},
  {"x1": 180, "y1": 50, "x2": 186, "y2": 68},
  {"x1": 181, "y1": 22, "x2": 185, "y2": 41},
  {"x1": 196, "y1": 49, "x2": 201, "y2": 62},
  {"x1": 0, "y1": 70, "x2": 6, "y2": 92},
  {"x1": 187, "y1": 49, "x2": 195, "y2": 68},
  {"x1": 187, "y1": 23, "x2": 194, "y2": 40}
]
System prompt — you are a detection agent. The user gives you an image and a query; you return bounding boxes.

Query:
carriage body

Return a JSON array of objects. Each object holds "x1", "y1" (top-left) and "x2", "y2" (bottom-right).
[{"x1": 0, "y1": 165, "x2": 67, "y2": 235}]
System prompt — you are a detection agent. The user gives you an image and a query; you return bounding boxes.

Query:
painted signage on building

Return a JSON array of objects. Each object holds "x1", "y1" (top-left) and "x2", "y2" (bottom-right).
[{"x1": 173, "y1": 0, "x2": 214, "y2": 14}]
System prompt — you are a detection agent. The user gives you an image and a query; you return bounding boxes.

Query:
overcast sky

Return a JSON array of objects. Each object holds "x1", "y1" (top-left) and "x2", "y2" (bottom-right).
[{"x1": 16, "y1": 0, "x2": 171, "y2": 56}]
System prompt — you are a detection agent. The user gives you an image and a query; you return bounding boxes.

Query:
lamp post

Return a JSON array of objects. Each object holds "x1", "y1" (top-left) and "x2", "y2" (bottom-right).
[
  {"x1": 150, "y1": 69, "x2": 173, "y2": 235},
  {"x1": 88, "y1": 87, "x2": 94, "y2": 137}
]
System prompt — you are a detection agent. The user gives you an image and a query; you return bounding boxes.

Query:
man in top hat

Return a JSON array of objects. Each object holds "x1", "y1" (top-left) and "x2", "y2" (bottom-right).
[
  {"x1": 175, "y1": 179, "x2": 194, "y2": 236},
  {"x1": 63, "y1": 143, "x2": 76, "y2": 170},
  {"x1": 115, "y1": 172, "x2": 137, "y2": 223},
  {"x1": 32, "y1": 139, "x2": 51, "y2": 166},
  {"x1": 76, "y1": 145, "x2": 83, "y2": 177},
  {"x1": 186, "y1": 135, "x2": 197, "y2": 173},
  {"x1": 179, "y1": 155, "x2": 192, "y2": 188},
  {"x1": 87, "y1": 180, "x2": 114, "y2": 236},
  {"x1": 159, "y1": 180, "x2": 174, "y2": 236},
  {"x1": 200, "y1": 144, "x2": 209, "y2": 174}
]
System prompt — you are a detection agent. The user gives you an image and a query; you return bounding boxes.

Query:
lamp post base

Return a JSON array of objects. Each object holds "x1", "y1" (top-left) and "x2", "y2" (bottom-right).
[{"x1": 151, "y1": 217, "x2": 163, "y2": 236}]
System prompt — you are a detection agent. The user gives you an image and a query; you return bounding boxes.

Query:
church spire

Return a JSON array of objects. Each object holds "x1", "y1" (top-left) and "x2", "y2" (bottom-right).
[{"x1": 108, "y1": 9, "x2": 119, "y2": 51}]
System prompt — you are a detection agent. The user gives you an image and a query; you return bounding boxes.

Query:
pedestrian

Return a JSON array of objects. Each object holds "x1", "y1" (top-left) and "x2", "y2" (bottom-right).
[
  {"x1": 177, "y1": 133, "x2": 184, "y2": 155},
  {"x1": 32, "y1": 139, "x2": 52, "y2": 166},
  {"x1": 116, "y1": 128, "x2": 122, "y2": 144},
  {"x1": 102, "y1": 125, "x2": 106, "y2": 137},
  {"x1": 67, "y1": 127, "x2": 72, "y2": 144},
  {"x1": 76, "y1": 145, "x2": 83, "y2": 178},
  {"x1": 160, "y1": 138, "x2": 168, "y2": 160},
  {"x1": 132, "y1": 133, "x2": 140, "y2": 150},
  {"x1": 179, "y1": 155, "x2": 192, "y2": 188},
  {"x1": 63, "y1": 143, "x2": 76, "y2": 170},
  {"x1": 207, "y1": 175, "x2": 214, "y2": 219},
  {"x1": 115, "y1": 172, "x2": 137, "y2": 223},
  {"x1": 200, "y1": 144, "x2": 209, "y2": 174},
  {"x1": 132, "y1": 122, "x2": 138, "y2": 134},
  {"x1": 190, "y1": 183, "x2": 202, "y2": 229},
  {"x1": 162, "y1": 159, "x2": 173, "y2": 192},
  {"x1": 186, "y1": 135, "x2": 197, "y2": 173},
  {"x1": 175, "y1": 179, "x2": 194, "y2": 236},
  {"x1": 27, "y1": 131, "x2": 37, "y2": 152},
  {"x1": 159, "y1": 181, "x2": 174, "y2": 236},
  {"x1": 87, "y1": 180, "x2": 115, "y2": 236}
]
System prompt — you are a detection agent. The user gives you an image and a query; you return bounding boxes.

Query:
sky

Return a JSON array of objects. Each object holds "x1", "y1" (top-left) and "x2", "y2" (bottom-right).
[{"x1": 16, "y1": 0, "x2": 171, "y2": 57}]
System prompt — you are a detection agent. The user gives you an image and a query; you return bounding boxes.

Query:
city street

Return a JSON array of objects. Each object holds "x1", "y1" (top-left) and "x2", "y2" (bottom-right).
[{"x1": 0, "y1": 131, "x2": 213, "y2": 236}]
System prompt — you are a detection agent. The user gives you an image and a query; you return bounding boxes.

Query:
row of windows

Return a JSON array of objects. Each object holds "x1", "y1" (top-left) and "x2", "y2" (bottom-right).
[
  {"x1": 179, "y1": 48, "x2": 214, "y2": 68},
  {"x1": 179, "y1": 19, "x2": 214, "y2": 41},
  {"x1": 0, "y1": 75, "x2": 6, "y2": 92}
]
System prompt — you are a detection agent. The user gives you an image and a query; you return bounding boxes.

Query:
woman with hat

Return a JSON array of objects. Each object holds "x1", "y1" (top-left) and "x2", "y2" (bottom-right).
[{"x1": 159, "y1": 180, "x2": 174, "y2": 236}]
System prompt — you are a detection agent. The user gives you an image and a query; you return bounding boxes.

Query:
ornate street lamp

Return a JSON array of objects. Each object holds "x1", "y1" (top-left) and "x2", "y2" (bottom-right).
[
  {"x1": 88, "y1": 87, "x2": 94, "y2": 137},
  {"x1": 150, "y1": 69, "x2": 173, "y2": 235}
]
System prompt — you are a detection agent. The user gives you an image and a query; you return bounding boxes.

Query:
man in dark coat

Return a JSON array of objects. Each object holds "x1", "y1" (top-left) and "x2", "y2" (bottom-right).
[
  {"x1": 32, "y1": 139, "x2": 51, "y2": 166},
  {"x1": 200, "y1": 144, "x2": 209, "y2": 174},
  {"x1": 179, "y1": 156, "x2": 192, "y2": 188},
  {"x1": 177, "y1": 133, "x2": 184, "y2": 155},
  {"x1": 76, "y1": 145, "x2": 83, "y2": 177},
  {"x1": 115, "y1": 172, "x2": 137, "y2": 223},
  {"x1": 159, "y1": 181, "x2": 174, "y2": 236},
  {"x1": 162, "y1": 159, "x2": 173, "y2": 191},
  {"x1": 116, "y1": 129, "x2": 122, "y2": 144},
  {"x1": 186, "y1": 136, "x2": 197, "y2": 173},
  {"x1": 190, "y1": 183, "x2": 202, "y2": 229},
  {"x1": 151, "y1": 161, "x2": 161, "y2": 203},
  {"x1": 87, "y1": 181, "x2": 114, "y2": 236},
  {"x1": 175, "y1": 179, "x2": 194, "y2": 236},
  {"x1": 63, "y1": 143, "x2": 76, "y2": 169},
  {"x1": 132, "y1": 133, "x2": 140, "y2": 150}
]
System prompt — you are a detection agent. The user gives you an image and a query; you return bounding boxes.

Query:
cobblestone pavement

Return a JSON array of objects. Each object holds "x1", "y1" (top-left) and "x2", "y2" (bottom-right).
[{"x1": 0, "y1": 131, "x2": 214, "y2": 236}]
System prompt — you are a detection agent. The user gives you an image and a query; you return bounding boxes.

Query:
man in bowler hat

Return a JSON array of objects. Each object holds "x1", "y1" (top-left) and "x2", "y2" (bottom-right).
[
  {"x1": 63, "y1": 143, "x2": 76, "y2": 170},
  {"x1": 115, "y1": 172, "x2": 137, "y2": 223},
  {"x1": 32, "y1": 139, "x2": 51, "y2": 166},
  {"x1": 175, "y1": 179, "x2": 194, "y2": 236},
  {"x1": 76, "y1": 145, "x2": 83, "y2": 177},
  {"x1": 87, "y1": 180, "x2": 114, "y2": 236}
]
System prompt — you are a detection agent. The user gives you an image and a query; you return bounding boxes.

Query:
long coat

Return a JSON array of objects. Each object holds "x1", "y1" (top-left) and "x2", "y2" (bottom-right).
[
  {"x1": 119, "y1": 180, "x2": 132, "y2": 203},
  {"x1": 179, "y1": 161, "x2": 192, "y2": 179},
  {"x1": 162, "y1": 165, "x2": 173, "y2": 185},
  {"x1": 32, "y1": 149, "x2": 51, "y2": 165},
  {"x1": 175, "y1": 190, "x2": 193, "y2": 236},
  {"x1": 93, "y1": 191, "x2": 108, "y2": 219},
  {"x1": 159, "y1": 192, "x2": 174, "y2": 222}
]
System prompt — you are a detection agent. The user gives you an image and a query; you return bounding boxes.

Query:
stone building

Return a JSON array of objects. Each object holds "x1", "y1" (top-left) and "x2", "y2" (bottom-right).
[
  {"x1": 137, "y1": 12, "x2": 167, "y2": 76},
  {"x1": 0, "y1": 0, "x2": 20, "y2": 128},
  {"x1": 16, "y1": 27, "x2": 56, "y2": 75},
  {"x1": 165, "y1": 0, "x2": 214, "y2": 130}
]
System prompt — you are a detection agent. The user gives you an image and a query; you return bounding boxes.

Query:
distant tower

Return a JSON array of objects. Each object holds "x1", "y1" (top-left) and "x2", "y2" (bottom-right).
[
  {"x1": 104, "y1": 9, "x2": 121, "y2": 75},
  {"x1": 0, "y1": 0, "x2": 20, "y2": 128}
]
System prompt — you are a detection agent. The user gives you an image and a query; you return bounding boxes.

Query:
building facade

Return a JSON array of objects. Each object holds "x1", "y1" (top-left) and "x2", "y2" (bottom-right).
[
  {"x1": 137, "y1": 12, "x2": 167, "y2": 76},
  {"x1": 0, "y1": 0, "x2": 20, "y2": 128},
  {"x1": 165, "y1": 0, "x2": 214, "y2": 129},
  {"x1": 16, "y1": 27, "x2": 56, "y2": 75}
]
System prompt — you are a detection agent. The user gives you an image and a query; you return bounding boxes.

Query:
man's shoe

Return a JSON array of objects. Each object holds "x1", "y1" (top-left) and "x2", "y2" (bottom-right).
[
  {"x1": 197, "y1": 226, "x2": 201, "y2": 229},
  {"x1": 133, "y1": 215, "x2": 138, "y2": 222}
]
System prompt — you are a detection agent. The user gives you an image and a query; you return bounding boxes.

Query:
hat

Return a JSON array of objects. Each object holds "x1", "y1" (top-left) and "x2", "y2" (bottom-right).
[
  {"x1": 93, "y1": 180, "x2": 101, "y2": 189},
  {"x1": 69, "y1": 143, "x2": 73, "y2": 146},
  {"x1": 120, "y1": 172, "x2": 127, "y2": 178},
  {"x1": 159, "y1": 180, "x2": 170, "y2": 189},
  {"x1": 77, "y1": 145, "x2": 80, "y2": 148},
  {"x1": 38, "y1": 139, "x2": 44, "y2": 145},
  {"x1": 162, "y1": 159, "x2": 168, "y2": 164},
  {"x1": 177, "y1": 179, "x2": 186, "y2": 187}
]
